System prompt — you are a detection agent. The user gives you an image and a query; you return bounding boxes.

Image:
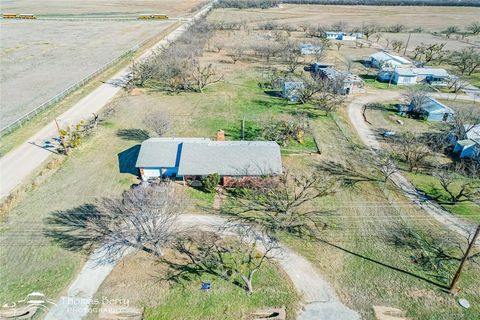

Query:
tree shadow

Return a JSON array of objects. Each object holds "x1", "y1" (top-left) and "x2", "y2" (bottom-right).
[
  {"x1": 116, "y1": 128, "x2": 150, "y2": 141},
  {"x1": 118, "y1": 144, "x2": 141, "y2": 175},
  {"x1": 315, "y1": 236, "x2": 450, "y2": 291},
  {"x1": 263, "y1": 90, "x2": 283, "y2": 98},
  {"x1": 44, "y1": 204, "x2": 101, "y2": 252}
]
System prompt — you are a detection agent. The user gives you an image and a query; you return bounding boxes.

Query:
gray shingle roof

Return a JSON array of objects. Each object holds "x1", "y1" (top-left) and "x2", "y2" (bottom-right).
[
  {"x1": 135, "y1": 139, "x2": 283, "y2": 176},
  {"x1": 178, "y1": 141, "x2": 282, "y2": 176},
  {"x1": 135, "y1": 138, "x2": 210, "y2": 168}
]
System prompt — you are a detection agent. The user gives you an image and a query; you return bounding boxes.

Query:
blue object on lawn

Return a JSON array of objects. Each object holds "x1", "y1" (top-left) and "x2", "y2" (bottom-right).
[{"x1": 201, "y1": 282, "x2": 211, "y2": 290}]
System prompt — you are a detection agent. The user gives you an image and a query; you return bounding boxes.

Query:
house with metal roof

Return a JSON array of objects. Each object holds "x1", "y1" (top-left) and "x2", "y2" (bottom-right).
[
  {"x1": 315, "y1": 67, "x2": 364, "y2": 95},
  {"x1": 452, "y1": 124, "x2": 480, "y2": 159},
  {"x1": 370, "y1": 51, "x2": 412, "y2": 68},
  {"x1": 391, "y1": 67, "x2": 450, "y2": 86},
  {"x1": 281, "y1": 80, "x2": 304, "y2": 102},
  {"x1": 135, "y1": 137, "x2": 283, "y2": 181},
  {"x1": 408, "y1": 97, "x2": 455, "y2": 122}
]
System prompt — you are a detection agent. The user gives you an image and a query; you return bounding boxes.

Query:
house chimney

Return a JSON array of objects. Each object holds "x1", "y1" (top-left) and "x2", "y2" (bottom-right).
[{"x1": 216, "y1": 129, "x2": 225, "y2": 141}]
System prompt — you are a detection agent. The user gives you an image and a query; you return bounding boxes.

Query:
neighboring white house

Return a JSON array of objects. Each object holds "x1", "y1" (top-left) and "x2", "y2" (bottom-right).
[
  {"x1": 452, "y1": 124, "x2": 480, "y2": 159},
  {"x1": 325, "y1": 31, "x2": 362, "y2": 41},
  {"x1": 379, "y1": 67, "x2": 451, "y2": 86},
  {"x1": 300, "y1": 43, "x2": 322, "y2": 55},
  {"x1": 281, "y1": 81, "x2": 304, "y2": 101},
  {"x1": 370, "y1": 51, "x2": 412, "y2": 68}
]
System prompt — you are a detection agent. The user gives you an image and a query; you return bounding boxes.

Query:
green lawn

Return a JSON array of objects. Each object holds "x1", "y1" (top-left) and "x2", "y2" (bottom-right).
[
  {"x1": 468, "y1": 72, "x2": 480, "y2": 88},
  {"x1": 145, "y1": 263, "x2": 298, "y2": 320},
  {"x1": 404, "y1": 172, "x2": 480, "y2": 223}
]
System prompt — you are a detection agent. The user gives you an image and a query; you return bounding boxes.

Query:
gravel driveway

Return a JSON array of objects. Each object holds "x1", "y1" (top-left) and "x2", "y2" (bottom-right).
[{"x1": 45, "y1": 214, "x2": 359, "y2": 320}]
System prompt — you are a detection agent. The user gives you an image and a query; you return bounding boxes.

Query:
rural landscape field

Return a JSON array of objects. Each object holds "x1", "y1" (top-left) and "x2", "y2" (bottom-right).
[{"x1": 0, "y1": 1, "x2": 479, "y2": 320}]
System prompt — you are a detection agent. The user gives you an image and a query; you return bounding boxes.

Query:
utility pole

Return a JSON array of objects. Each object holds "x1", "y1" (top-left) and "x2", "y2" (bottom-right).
[
  {"x1": 55, "y1": 119, "x2": 69, "y2": 156},
  {"x1": 241, "y1": 116, "x2": 245, "y2": 140},
  {"x1": 403, "y1": 33, "x2": 411, "y2": 56},
  {"x1": 449, "y1": 224, "x2": 480, "y2": 293}
]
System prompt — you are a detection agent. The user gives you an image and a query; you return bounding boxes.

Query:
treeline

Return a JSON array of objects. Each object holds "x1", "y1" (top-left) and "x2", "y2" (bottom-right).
[
  {"x1": 134, "y1": 20, "x2": 223, "y2": 93},
  {"x1": 214, "y1": 0, "x2": 280, "y2": 9},
  {"x1": 214, "y1": 0, "x2": 480, "y2": 8},
  {"x1": 284, "y1": 0, "x2": 480, "y2": 6}
]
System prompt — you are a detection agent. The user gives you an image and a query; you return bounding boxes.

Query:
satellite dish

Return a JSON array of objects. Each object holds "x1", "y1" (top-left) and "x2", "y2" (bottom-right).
[{"x1": 458, "y1": 298, "x2": 470, "y2": 309}]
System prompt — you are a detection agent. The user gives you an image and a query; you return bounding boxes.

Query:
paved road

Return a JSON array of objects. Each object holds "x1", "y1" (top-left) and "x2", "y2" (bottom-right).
[
  {"x1": 45, "y1": 214, "x2": 359, "y2": 320},
  {"x1": 347, "y1": 90, "x2": 475, "y2": 238},
  {"x1": 0, "y1": 4, "x2": 212, "y2": 201}
]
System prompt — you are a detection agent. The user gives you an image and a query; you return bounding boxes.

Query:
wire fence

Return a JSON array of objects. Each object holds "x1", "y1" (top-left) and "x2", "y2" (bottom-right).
[{"x1": 0, "y1": 32, "x2": 160, "y2": 136}]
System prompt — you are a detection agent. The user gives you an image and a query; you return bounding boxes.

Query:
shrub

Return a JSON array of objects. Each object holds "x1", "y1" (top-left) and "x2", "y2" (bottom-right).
[{"x1": 202, "y1": 173, "x2": 221, "y2": 193}]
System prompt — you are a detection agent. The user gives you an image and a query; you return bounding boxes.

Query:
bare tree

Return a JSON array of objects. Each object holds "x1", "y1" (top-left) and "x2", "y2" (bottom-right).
[
  {"x1": 433, "y1": 167, "x2": 480, "y2": 204},
  {"x1": 167, "y1": 226, "x2": 278, "y2": 294},
  {"x1": 144, "y1": 112, "x2": 170, "y2": 136},
  {"x1": 229, "y1": 46, "x2": 246, "y2": 64},
  {"x1": 391, "y1": 39, "x2": 405, "y2": 53},
  {"x1": 331, "y1": 21, "x2": 348, "y2": 32},
  {"x1": 311, "y1": 38, "x2": 330, "y2": 61},
  {"x1": 411, "y1": 42, "x2": 446, "y2": 64},
  {"x1": 296, "y1": 22, "x2": 308, "y2": 32},
  {"x1": 393, "y1": 132, "x2": 430, "y2": 172},
  {"x1": 450, "y1": 109, "x2": 480, "y2": 141},
  {"x1": 222, "y1": 170, "x2": 338, "y2": 238},
  {"x1": 378, "y1": 152, "x2": 398, "y2": 182},
  {"x1": 402, "y1": 86, "x2": 429, "y2": 117},
  {"x1": 46, "y1": 183, "x2": 184, "y2": 261},
  {"x1": 450, "y1": 48, "x2": 480, "y2": 76},
  {"x1": 445, "y1": 25, "x2": 460, "y2": 38},
  {"x1": 190, "y1": 62, "x2": 224, "y2": 92},
  {"x1": 386, "y1": 222, "x2": 479, "y2": 280},
  {"x1": 361, "y1": 23, "x2": 378, "y2": 41},
  {"x1": 252, "y1": 42, "x2": 282, "y2": 63},
  {"x1": 447, "y1": 76, "x2": 470, "y2": 94},
  {"x1": 335, "y1": 42, "x2": 343, "y2": 51},
  {"x1": 467, "y1": 21, "x2": 480, "y2": 35},
  {"x1": 281, "y1": 41, "x2": 302, "y2": 73}
]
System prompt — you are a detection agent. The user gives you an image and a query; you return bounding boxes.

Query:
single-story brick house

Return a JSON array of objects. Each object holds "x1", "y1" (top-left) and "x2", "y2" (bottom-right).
[{"x1": 135, "y1": 135, "x2": 283, "y2": 184}]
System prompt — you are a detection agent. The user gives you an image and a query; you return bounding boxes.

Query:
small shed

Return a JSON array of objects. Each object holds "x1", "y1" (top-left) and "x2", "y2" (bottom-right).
[
  {"x1": 453, "y1": 139, "x2": 480, "y2": 159},
  {"x1": 300, "y1": 43, "x2": 322, "y2": 55},
  {"x1": 281, "y1": 81, "x2": 304, "y2": 101},
  {"x1": 409, "y1": 97, "x2": 455, "y2": 122},
  {"x1": 316, "y1": 67, "x2": 363, "y2": 95}
]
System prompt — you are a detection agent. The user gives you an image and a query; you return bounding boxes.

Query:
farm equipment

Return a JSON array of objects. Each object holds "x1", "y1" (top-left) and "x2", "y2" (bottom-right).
[
  {"x1": 2, "y1": 13, "x2": 37, "y2": 19},
  {"x1": 138, "y1": 14, "x2": 168, "y2": 19}
]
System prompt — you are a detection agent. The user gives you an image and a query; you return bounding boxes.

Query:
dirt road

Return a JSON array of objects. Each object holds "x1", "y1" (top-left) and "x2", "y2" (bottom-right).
[
  {"x1": 347, "y1": 90, "x2": 475, "y2": 237},
  {"x1": 44, "y1": 214, "x2": 359, "y2": 320},
  {"x1": 0, "y1": 4, "x2": 212, "y2": 201}
]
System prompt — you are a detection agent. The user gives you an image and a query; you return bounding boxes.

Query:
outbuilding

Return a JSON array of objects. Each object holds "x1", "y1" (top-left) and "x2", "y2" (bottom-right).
[
  {"x1": 408, "y1": 97, "x2": 455, "y2": 122},
  {"x1": 370, "y1": 51, "x2": 412, "y2": 68}
]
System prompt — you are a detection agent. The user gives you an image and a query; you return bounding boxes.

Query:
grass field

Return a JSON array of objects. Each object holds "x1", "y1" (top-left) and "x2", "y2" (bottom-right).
[
  {"x1": 0, "y1": 19, "x2": 173, "y2": 126},
  {"x1": 89, "y1": 251, "x2": 299, "y2": 320},
  {"x1": 1, "y1": 5, "x2": 479, "y2": 319},
  {"x1": 0, "y1": 0, "x2": 205, "y2": 17},
  {"x1": 209, "y1": 5, "x2": 480, "y2": 31}
]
